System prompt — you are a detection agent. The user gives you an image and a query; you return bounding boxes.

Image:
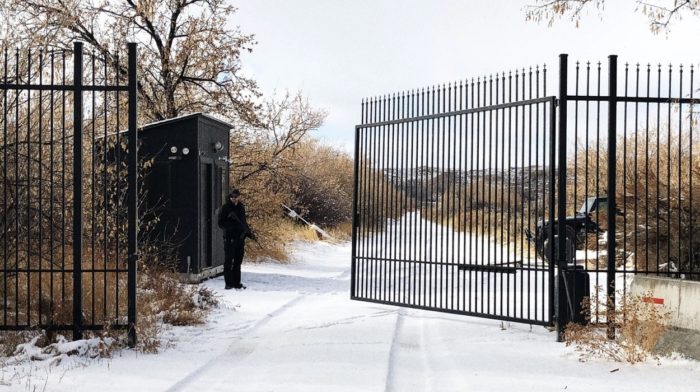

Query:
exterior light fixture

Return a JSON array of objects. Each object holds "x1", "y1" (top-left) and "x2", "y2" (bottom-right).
[
  {"x1": 170, "y1": 146, "x2": 178, "y2": 154},
  {"x1": 213, "y1": 141, "x2": 223, "y2": 152},
  {"x1": 182, "y1": 147, "x2": 190, "y2": 155}
]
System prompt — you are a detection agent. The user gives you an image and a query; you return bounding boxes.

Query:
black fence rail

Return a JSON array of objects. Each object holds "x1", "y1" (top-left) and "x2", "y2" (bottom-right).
[
  {"x1": 352, "y1": 68, "x2": 557, "y2": 326},
  {"x1": 0, "y1": 42, "x2": 139, "y2": 345}
]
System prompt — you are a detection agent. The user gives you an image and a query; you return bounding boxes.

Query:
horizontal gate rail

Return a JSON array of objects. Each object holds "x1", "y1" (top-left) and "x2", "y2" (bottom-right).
[{"x1": 357, "y1": 96, "x2": 554, "y2": 129}]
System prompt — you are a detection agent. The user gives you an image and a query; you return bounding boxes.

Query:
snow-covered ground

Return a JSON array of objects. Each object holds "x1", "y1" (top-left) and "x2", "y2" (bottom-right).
[{"x1": 1, "y1": 240, "x2": 699, "y2": 391}]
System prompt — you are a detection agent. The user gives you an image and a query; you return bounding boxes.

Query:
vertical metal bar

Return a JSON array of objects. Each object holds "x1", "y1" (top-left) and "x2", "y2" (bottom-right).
[
  {"x1": 606, "y1": 54, "x2": 618, "y2": 340},
  {"x1": 481, "y1": 76, "x2": 487, "y2": 314},
  {"x1": 690, "y1": 66, "x2": 695, "y2": 278},
  {"x1": 430, "y1": 86, "x2": 436, "y2": 308},
  {"x1": 91, "y1": 52, "x2": 96, "y2": 325},
  {"x1": 556, "y1": 54, "x2": 568, "y2": 341},
  {"x1": 507, "y1": 71, "x2": 512, "y2": 319},
  {"x1": 421, "y1": 88, "x2": 426, "y2": 306},
  {"x1": 103, "y1": 52, "x2": 108, "y2": 321},
  {"x1": 61, "y1": 50, "x2": 66, "y2": 306},
  {"x1": 622, "y1": 62, "x2": 628, "y2": 294},
  {"x1": 548, "y1": 94, "x2": 556, "y2": 326},
  {"x1": 364, "y1": 100, "x2": 371, "y2": 299},
  {"x1": 645, "y1": 64, "x2": 650, "y2": 271},
  {"x1": 475, "y1": 78, "x2": 482, "y2": 313},
  {"x1": 351, "y1": 110, "x2": 360, "y2": 299},
  {"x1": 26, "y1": 49, "x2": 32, "y2": 327},
  {"x1": 49, "y1": 50, "x2": 55, "y2": 325},
  {"x1": 457, "y1": 81, "x2": 463, "y2": 311},
  {"x1": 72, "y1": 41, "x2": 84, "y2": 340},
  {"x1": 38, "y1": 50, "x2": 44, "y2": 327},
  {"x1": 377, "y1": 95, "x2": 383, "y2": 302},
  {"x1": 634, "y1": 64, "x2": 640, "y2": 274},
  {"x1": 2, "y1": 48, "x2": 7, "y2": 326},
  {"x1": 527, "y1": 68, "x2": 533, "y2": 321},
  {"x1": 512, "y1": 72, "x2": 519, "y2": 317},
  {"x1": 584, "y1": 62, "x2": 591, "y2": 273},
  {"x1": 114, "y1": 53, "x2": 121, "y2": 320},
  {"x1": 400, "y1": 91, "x2": 407, "y2": 305},
  {"x1": 534, "y1": 66, "x2": 540, "y2": 321},
  {"x1": 678, "y1": 65, "x2": 683, "y2": 278},
  {"x1": 372, "y1": 96, "x2": 379, "y2": 301},
  {"x1": 381, "y1": 94, "x2": 387, "y2": 302},
  {"x1": 656, "y1": 64, "x2": 661, "y2": 275},
  {"x1": 410, "y1": 90, "x2": 416, "y2": 306},
  {"x1": 440, "y1": 84, "x2": 446, "y2": 309},
  {"x1": 359, "y1": 100, "x2": 367, "y2": 299},
  {"x1": 645, "y1": 64, "x2": 651, "y2": 271},
  {"x1": 14, "y1": 48, "x2": 19, "y2": 325},
  {"x1": 391, "y1": 93, "x2": 397, "y2": 303},
  {"x1": 666, "y1": 65, "x2": 672, "y2": 277},
  {"x1": 468, "y1": 80, "x2": 474, "y2": 313},
  {"x1": 520, "y1": 69, "x2": 526, "y2": 319},
  {"x1": 499, "y1": 74, "x2": 505, "y2": 317},
  {"x1": 127, "y1": 42, "x2": 138, "y2": 347},
  {"x1": 487, "y1": 75, "x2": 493, "y2": 315}
]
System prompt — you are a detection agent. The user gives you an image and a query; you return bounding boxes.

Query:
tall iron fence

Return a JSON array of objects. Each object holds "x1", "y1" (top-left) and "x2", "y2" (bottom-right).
[
  {"x1": 352, "y1": 54, "x2": 700, "y2": 337},
  {"x1": 0, "y1": 42, "x2": 139, "y2": 345},
  {"x1": 560, "y1": 55, "x2": 700, "y2": 328}
]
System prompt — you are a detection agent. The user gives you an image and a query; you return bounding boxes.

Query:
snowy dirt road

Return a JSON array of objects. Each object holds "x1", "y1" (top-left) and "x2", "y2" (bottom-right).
[{"x1": 3, "y1": 240, "x2": 700, "y2": 392}]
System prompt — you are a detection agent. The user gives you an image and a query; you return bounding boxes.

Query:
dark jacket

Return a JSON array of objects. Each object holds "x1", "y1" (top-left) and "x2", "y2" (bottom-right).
[{"x1": 217, "y1": 201, "x2": 251, "y2": 240}]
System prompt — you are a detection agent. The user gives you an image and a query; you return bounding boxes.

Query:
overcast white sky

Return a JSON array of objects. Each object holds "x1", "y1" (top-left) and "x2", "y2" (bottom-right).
[{"x1": 232, "y1": 0, "x2": 700, "y2": 154}]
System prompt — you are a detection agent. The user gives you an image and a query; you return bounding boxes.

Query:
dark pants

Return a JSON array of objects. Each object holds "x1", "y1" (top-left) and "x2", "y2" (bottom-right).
[{"x1": 224, "y1": 237, "x2": 245, "y2": 287}]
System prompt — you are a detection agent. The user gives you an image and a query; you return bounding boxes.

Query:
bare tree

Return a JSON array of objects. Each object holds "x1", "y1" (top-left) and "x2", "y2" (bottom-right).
[
  {"x1": 0, "y1": 0, "x2": 260, "y2": 124},
  {"x1": 525, "y1": 0, "x2": 700, "y2": 33},
  {"x1": 231, "y1": 91, "x2": 327, "y2": 184}
]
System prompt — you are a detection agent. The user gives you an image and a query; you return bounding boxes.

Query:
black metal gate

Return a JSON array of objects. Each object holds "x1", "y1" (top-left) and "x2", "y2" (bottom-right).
[
  {"x1": 352, "y1": 69, "x2": 557, "y2": 326},
  {"x1": 352, "y1": 55, "x2": 700, "y2": 335},
  {"x1": 0, "y1": 42, "x2": 139, "y2": 345}
]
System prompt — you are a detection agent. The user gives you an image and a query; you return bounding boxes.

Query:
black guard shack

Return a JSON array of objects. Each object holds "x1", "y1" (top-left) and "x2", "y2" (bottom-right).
[{"x1": 140, "y1": 113, "x2": 231, "y2": 281}]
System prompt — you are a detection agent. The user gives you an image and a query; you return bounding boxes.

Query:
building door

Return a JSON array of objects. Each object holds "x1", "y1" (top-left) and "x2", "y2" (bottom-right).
[{"x1": 200, "y1": 162, "x2": 213, "y2": 267}]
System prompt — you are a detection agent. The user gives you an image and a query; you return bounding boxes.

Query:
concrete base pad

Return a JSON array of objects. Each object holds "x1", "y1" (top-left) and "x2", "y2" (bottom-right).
[{"x1": 655, "y1": 327, "x2": 700, "y2": 361}]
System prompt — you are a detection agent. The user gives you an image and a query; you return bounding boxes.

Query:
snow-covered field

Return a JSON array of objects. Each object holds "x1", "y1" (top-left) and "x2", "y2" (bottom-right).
[{"x1": 1, "y1": 240, "x2": 699, "y2": 391}]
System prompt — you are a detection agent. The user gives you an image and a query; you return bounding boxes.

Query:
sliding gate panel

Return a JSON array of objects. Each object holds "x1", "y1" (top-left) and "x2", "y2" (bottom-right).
[{"x1": 352, "y1": 71, "x2": 556, "y2": 326}]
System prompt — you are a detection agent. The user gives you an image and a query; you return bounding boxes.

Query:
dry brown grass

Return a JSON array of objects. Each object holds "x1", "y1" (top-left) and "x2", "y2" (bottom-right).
[
  {"x1": 328, "y1": 221, "x2": 352, "y2": 241},
  {"x1": 0, "y1": 243, "x2": 219, "y2": 355},
  {"x1": 563, "y1": 288, "x2": 671, "y2": 364}
]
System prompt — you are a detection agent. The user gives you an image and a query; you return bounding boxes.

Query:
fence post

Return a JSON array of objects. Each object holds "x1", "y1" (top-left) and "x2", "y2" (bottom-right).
[
  {"x1": 127, "y1": 42, "x2": 138, "y2": 348},
  {"x1": 556, "y1": 54, "x2": 568, "y2": 342},
  {"x1": 72, "y1": 41, "x2": 84, "y2": 341},
  {"x1": 548, "y1": 96, "x2": 557, "y2": 327},
  {"x1": 607, "y1": 55, "x2": 618, "y2": 340},
  {"x1": 351, "y1": 124, "x2": 360, "y2": 299}
]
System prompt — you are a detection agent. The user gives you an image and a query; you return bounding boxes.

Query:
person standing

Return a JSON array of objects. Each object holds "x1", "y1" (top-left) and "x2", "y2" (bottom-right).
[{"x1": 217, "y1": 189, "x2": 255, "y2": 290}]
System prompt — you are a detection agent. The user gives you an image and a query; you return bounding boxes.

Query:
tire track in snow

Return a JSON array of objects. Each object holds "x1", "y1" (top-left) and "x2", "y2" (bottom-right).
[
  {"x1": 383, "y1": 309, "x2": 404, "y2": 392},
  {"x1": 385, "y1": 310, "x2": 432, "y2": 392},
  {"x1": 164, "y1": 294, "x2": 305, "y2": 392}
]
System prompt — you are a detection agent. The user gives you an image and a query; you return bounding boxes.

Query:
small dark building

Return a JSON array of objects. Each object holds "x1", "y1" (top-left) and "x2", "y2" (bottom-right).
[{"x1": 140, "y1": 113, "x2": 232, "y2": 281}]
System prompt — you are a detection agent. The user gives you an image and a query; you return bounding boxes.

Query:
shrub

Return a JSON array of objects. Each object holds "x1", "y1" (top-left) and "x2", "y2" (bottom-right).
[{"x1": 563, "y1": 288, "x2": 670, "y2": 364}]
